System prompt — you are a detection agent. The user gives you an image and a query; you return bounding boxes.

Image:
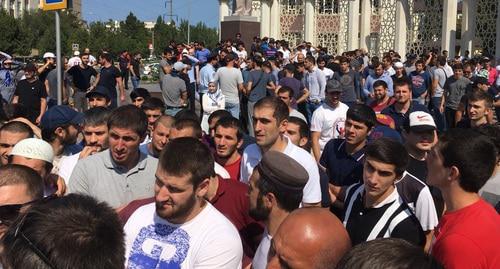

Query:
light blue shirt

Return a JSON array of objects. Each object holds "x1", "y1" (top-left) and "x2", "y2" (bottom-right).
[
  {"x1": 305, "y1": 67, "x2": 326, "y2": 102},
  {"x1": 363, "y1": 73, "x2": 394, "y2": 97},
  {"x1": 199, "y1": 63, "x2": 215, "y2": 94}
]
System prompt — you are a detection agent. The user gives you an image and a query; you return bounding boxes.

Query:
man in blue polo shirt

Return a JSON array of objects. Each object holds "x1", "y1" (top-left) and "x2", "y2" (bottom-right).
[
  {"x1": 320, "y1": 104, "x2": 377, "y2": 214},
  {"x1": 381, "y1": 79, "x2": 429, "y2": 133}
]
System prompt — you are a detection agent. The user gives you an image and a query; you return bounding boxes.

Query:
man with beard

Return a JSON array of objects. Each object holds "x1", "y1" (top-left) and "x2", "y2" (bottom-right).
[
  {"x1": 381, "y1": 80, "x2": 429, "y2": 133},
  {"x1": 240, "y1": 97, "x2": 321, "y2": 207},
  {"x1": 58, "y1": 107, "x2": 112, "y2": 184},
  {"x1": 214, "y1": 116, "x2": 243, "y2": 181},
  {"x1": 69, "y1": 105, "x2": 158, "y2": 209},
  {"x1": 67, "y1": 52, "x2": 99, "y2": 112},
  {"x1": 40, "y1": 105, "x2": 84, "y2": 175},
  {"x1": 139, "y1": 115, "x2": 175, "y2": 158},
  {"x1": 123, "y1": 137, "x2": 243, "y2": 268},
  {"x1": 368, "y1": 80, "x2": 395, "y2": 113},
  {"x1": 248, "y1": 150, "x2": 309, "y2": 269}
]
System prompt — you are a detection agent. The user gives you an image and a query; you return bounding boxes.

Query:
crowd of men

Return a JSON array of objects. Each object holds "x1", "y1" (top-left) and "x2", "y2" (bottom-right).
[{"x1": 0, "y1": 34, "x2": 499, "y2": 269}]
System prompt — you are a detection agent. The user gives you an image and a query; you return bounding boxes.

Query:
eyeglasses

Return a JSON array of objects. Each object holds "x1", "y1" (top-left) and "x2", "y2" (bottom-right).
[
  {"x1": 11, "y1": 194, "x2": 58, "y2": 269},
  {"x1": 0, "y1": 203, "x2": 23, "y2": 226}
]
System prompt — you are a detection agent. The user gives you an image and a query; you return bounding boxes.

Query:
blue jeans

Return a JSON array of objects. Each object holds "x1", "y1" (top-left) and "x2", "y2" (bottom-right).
[
  {"x1": 225, "y1": 102, "x2": 240, "y2": 119},
  {"x1": 306, "y1": 100, "x2": 323, "y2": 123},
  {"x1": 165, "y1": 107, "x2": 182, "y2": 116},
  {"x1": 131, "y1": 76, "x2": 140, "y2": 89}
]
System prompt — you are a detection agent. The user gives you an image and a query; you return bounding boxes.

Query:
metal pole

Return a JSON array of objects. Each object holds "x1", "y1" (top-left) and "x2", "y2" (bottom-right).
[
  {"x1": 55, "y1": 10, "x2": 62, "y2": 105},
  {"x1": 187, "y1": 0, "x2": 190, "y2": 44}
]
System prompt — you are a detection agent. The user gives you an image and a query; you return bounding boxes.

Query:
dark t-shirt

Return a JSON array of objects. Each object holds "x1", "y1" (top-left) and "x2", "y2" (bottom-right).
[
  {"x1": 279, "y1": 77, "x2": 304, "y2": 101},
  {"x1": 248, "y1": 70, "x2": 273, "y2": 102},
  {"x1": 130, "y1": 59, "x2": 140, "y2": 79},
  {"x1": 38, "y1": 66, "x2": 54, "y2": 84},
  {"x1": 68, "y1": 65, "x2": 97, "y2": 91},
  {"x1": 97, "y1": 65, "x2": 121, "y2": 96},
  {"x1": 15, "y1": 79, "x2": 47, "y2": 123},
  {"x1": 320, "y1": 139, "x2": 365, "y2": 186}
]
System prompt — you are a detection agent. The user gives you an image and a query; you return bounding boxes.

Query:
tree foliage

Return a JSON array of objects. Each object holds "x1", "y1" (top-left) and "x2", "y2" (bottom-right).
[{"x1": 0, "y1": 10, "x2": 218, "y2": 58}]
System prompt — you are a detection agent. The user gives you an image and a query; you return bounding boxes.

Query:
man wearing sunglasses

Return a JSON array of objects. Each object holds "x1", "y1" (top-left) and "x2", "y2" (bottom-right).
[{"x1": 0, "y1": 164, "x2": 44, "y2": 239}]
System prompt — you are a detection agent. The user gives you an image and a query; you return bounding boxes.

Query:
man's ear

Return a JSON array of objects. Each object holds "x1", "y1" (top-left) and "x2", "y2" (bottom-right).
[
  {"x1": 196, "y1": 178, "x2": 210, "y2": 198},
  {"x1": 54, "y1": 126, "x2": 65, "y2": 138},
  {"x1": 264, "y1": 192, "x2": 276, "y2": 208},
  {"x1": 237, "y1": 138, "x2": 244, "y2": 149},
  {"x1": 449, "y1": 166, "x2": 460, "y2": 183}
]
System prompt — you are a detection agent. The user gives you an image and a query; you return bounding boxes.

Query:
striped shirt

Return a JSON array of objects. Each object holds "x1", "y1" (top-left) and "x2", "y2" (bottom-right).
[
  {"x1": 396, "y1": 171, "x2": 439, "y2": 231},
  {"x1": 343, "y1": 183, "x2": 425, "y2": 246}
]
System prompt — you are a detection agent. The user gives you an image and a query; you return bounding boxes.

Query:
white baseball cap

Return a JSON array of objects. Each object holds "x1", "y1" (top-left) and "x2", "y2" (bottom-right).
[
  {"x1": 43, "y1": 52, "x2": 56, "y2": 59},
  {"x1": 394, "y1": 61, "x2": 404, "y2": 68},
  {"x1": 10, "y1": 138, "x2": 54, "y2": 163},
  {"x1": 408, "y1": 111, "x2": 436, "y2": 132}
]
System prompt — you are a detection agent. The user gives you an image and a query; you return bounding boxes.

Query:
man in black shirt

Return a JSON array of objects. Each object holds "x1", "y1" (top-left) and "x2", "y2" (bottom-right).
[
  {"x1": 95, "y1": 53, "x2": 124, "y2": 109},
  {"x1": 67, "y1": 53, "x2": 98, "y2": 112},
  {"x1": 12, "y1": 63, "x2": 47, "y2": 124},
  {"x1": 336, "y1": 138, "x2": 425, "y2": 247},
  {"x1": 129, "y1": 52, "x2": 141, "y2": 90}
]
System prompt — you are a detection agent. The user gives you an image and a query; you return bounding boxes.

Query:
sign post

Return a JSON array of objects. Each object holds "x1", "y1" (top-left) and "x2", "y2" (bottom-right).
[{"x1": 41, "y1": 0, "x2": 67, "y2": 106}]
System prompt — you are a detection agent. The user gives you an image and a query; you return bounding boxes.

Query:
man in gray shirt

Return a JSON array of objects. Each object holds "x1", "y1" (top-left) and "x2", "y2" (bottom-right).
[
  {"x1": 444, "y1": 63, "x2": 471, "y2": 128},
  {"x1": 161, "y1": 62, "x2": 187, "y2": 116},
  {"x1": 69, "y1": 105, "x2": 158, "y2": 208},
  {"x1": 214, "y1": 54, "x2": 244, "y2": 118}
]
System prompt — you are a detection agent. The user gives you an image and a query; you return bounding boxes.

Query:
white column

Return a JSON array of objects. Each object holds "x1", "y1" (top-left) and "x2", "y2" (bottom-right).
[
  {"x1": 359, "y1": 0, "x2": 371, "y2": 51},
  {"x1": 270, "y1": 0, "x2": 280, "y2": 39},
  {"x1": 441, "y1": 0, "x2": 457, "y2": 58},
  {"x1": 304, "y1": 0, "x2": 315, "y2": 43},
  {"x1": 219, "y1": 0, "x2": 229, "y2": 22},
  {"x1": 347, "y1": 0, "x2": 360, "y2": 50},
  {"x1": 496, "y1": 3, "x2": 500, "y2": 60},
  {"x1": 13, "y1": 0, "x2": 19, "y2": 18},
  {"x1": 260, "y1": 0, "x2": 271, "y2": 37},
  {"x1": 394, "y1": 0, "x2": 408, "y2": 60},
  {"x1": 460, "y1": 0, "x2": 476, "y2": 57}
]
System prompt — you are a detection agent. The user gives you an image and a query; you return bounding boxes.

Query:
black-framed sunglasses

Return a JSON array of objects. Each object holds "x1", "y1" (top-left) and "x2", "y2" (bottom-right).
[
  {"x1": 5, "y1": 194, "x2": 58, "y2": 268},
  {"x1": 0, "y1": 194, "x2": 58, "y2": 226}
]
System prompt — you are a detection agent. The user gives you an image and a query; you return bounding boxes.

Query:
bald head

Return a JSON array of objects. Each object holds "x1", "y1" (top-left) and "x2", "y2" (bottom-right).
[{"x1": 267, "y1": 208, "x2": 351, "y2": 269}]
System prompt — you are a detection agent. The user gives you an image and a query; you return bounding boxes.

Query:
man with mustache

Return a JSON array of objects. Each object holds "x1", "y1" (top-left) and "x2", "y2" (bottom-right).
[
  {"x1": 69, "y1": 105, "x2": 158, "y2": 209},
  {"x1": 123, "y1": 137, "x2": 243, "y2": 268}
]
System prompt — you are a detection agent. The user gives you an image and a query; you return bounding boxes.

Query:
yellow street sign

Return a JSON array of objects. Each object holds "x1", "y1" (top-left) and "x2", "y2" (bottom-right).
[{"x1": 41, "y1": 0, "x2": 67, "y2": 11}]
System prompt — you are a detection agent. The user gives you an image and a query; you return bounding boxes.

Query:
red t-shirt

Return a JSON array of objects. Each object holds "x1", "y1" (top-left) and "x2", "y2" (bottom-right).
[
  {"x1": 222, "y1": 155, "x2": 242, "y2": 181},
  {"x1": 369, "y1": 97, "x2": 396, "y2": 113},
  {"x1": 432, "y1": 199, "x2": 500, "y2": 269}
]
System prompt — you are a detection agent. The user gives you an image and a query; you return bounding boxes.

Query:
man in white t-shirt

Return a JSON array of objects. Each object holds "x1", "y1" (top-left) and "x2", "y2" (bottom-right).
[
  {"x1": 59, "y1": 107, "x2": 111, "y2": 184},
  {"x1": 248, "y1": 150, "x2": 309, "y2": 269},
  {"x1": 123, "y1": 137, "x2": 243, "y2": 268},
  {"x1": 310, "y1": 79, "x2": 349, "y2": 161},
  {"x1": 240, "y1": 96, "x2": 322, "y2": 207}
]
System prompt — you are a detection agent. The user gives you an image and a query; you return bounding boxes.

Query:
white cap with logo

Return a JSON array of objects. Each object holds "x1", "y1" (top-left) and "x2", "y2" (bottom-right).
[{"x1": 10, "y1": 138, "x2": 54, "y2": 163}]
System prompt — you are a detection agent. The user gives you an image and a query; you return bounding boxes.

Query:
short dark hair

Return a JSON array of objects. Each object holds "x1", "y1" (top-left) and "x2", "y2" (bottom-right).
[
  {"x1": 393, "y1": 79, "x2": 412, "y2": 91},
  {"x1": 174, "y1": 109, "x2": 200, "y2": 124},
  {"x1": 254, "y1": 96, "x2": 290, "y2": 126},
  {"x1": 467, "y1": 89, "x2": 493, "y2": 108},
  {"x1": 277, "y1": 86, "x2": 294, "y2": 97},
  {"x1": 1, "y1": 194, "x2": 125, "y2": 269},
  {"x1": 452, "y1": 63, "x2": 463, "y2": 71},
  {"x1": 141, "y1": 97, "x2": 165, "y2": 112},
  {"x1": 0, "y1": 121, "x2": 34, "y2": 137},
  {"x1": 99, "y1": 52, "x2": 112, "y2": 63},
  {"x1": 436, "y1": 129, "x2": 496, "y2": 192},
  {"x1": 0, "y1": 164, "x2": 43, "y2": 200},
  {"x1": 288, "y1": 116, "x2": 310, "y2": 151},
  {"x1": 338, "y1": 56, "x2": 349, "y2": 64},
  {"x1": 372, "y1": 62, "x2": 383, "y2": 69},
  {"x1": 475, "y1": 124, "x2": 500, "y2": 159},
  {"x1": 108, "y1": 105, "x2": 148, "y2": 137},
  {"x1": 373, "y1": 80, "x2": 388, "y2": 89},
  {"x1": 208, "y1": 109, "x2": 232, "y2": 126},
  {"x1": 437, "y1": 55, "x2": 447, "y2": 66},
  {"x1": 365, "y1": 138, "x2": 408, "y2": 177},
  {"x1": 130, "y1": 88, "x2": 151, "y2": 100},
  {"x1": 305, "y1": 55, "x2": 316, "y2": 64},
  {"x1": 214, "y1": 116, "x2": 244, "y2": 141},
  {"x1": 159, "y1": 137, "x2": 215, "y2": 188},
  {"x1": 346, "y1": 104, "x2": 377, "y2": 130},
  {"x1": 83, "y1": 107, "x2": 111, "y2": 127},
  {"x1": 415, "y1": 59, "x2": 425, "y2": 66},
  {"x1": 336, "y1": 238, "x2": 443, "y2": 269},
  {"x1": 174, "y1": 118, "x2": 202, "y2": 139}
]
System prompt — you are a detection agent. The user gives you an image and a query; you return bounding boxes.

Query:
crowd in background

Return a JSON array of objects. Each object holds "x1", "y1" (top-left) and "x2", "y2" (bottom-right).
[{"x1": 0, "y1": 33, "x2": 499, "y2": 269}]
